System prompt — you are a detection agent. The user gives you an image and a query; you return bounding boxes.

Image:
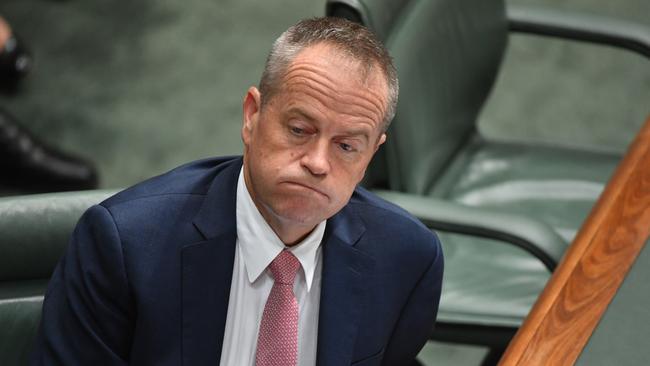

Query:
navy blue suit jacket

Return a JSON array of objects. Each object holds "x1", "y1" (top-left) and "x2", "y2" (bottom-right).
[{"x1": 31, "y1": 156, "x2": 443, "y2": 366}]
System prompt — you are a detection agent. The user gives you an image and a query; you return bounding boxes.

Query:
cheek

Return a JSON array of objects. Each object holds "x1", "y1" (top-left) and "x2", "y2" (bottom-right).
[
  {"x1": 326, "y1": 168, "x2": 363, "y2": 203},
  {"x1": 334, "y1": 160, "x2": 368, "y2": 185},
  {"x1": 256, "y1": 126, "x2": 301, "y2": 159}
]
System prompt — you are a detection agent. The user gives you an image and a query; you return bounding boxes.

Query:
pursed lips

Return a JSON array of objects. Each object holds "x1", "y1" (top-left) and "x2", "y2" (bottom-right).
[{"x1": 282, "y1": 181, "x2": 328, "y2": 197}]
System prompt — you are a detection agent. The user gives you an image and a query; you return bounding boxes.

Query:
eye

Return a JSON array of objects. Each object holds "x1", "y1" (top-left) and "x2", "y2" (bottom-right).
[
  {"x1": 290, "y1": 126, "x2": 305, "y2": 136},
  {"x1": 339, "y1": 142, "x2": 355, "y2": 152}
]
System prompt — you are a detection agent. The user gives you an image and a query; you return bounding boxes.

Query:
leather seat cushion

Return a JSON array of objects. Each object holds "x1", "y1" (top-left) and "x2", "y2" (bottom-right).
[
  {"x1": 430, "y1": 139, "x2": 621, "y2": 242},
  {"x1": 430, "y1": 139, "x2": 620, "y2": 327}
]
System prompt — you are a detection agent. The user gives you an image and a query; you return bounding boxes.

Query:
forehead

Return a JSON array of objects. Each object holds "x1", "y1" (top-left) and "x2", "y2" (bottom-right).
[
  {"x1": 287, "y1": 43, "x2": 387, "y2": 92},
  {"x1": 276, "y1": 43, "x2": 388, "y2": 129}
]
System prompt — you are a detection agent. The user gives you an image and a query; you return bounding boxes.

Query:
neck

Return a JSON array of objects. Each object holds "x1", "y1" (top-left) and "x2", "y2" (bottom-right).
[
  {"x1": 266, "y1": 217, "x2": 315, "y2": 246},
  {"x1": 252, "y1": 195, "x2": 317, "y2": 246}
]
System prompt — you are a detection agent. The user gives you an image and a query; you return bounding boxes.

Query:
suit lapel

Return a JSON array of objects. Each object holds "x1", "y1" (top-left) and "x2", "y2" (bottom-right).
[
  {"x1": 181, "y1": 234, "x2": 236, "y2": 365},
  {"x1": 181, "y1": 158, "x2": 242, "y2": 365},
  {"x1": 317, "y1": 205, "x2": 375, "y2": 366}
]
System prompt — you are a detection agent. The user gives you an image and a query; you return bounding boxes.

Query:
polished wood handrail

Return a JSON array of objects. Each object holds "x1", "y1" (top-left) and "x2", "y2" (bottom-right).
[{"x1": 499, "y1": 115, "x2": 650, "y2": 366}]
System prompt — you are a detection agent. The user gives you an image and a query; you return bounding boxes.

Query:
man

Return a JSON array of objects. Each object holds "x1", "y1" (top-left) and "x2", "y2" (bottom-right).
[{"x1": 31, "y1": 17, "x2": 443, "y2": 366}]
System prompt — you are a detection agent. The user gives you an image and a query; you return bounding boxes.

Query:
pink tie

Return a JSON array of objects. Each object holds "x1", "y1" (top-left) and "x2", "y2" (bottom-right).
[{"x1": 256, "y1": 250, "x2": 301, "y2": 366}]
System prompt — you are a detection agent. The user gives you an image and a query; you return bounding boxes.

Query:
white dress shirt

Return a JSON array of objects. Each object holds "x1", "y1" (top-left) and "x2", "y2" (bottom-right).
[{"x1": 219, "y1": 168, "x2": 326, "y2": 366}]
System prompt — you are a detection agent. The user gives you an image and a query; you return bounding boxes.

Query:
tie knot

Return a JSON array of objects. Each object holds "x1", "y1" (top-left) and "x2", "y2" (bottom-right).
[{"x1": 269, "y1": 250, "x2": 300, "y2": 285}]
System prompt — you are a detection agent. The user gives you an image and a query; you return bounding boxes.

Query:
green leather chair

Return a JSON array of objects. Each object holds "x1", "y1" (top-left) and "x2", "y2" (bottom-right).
[
  {"x1": 0, "y1": 190, "x2": 115, "y2": 365},
  {"x1": 326, "y1": 0, "x2": 650, "y2": 361}
]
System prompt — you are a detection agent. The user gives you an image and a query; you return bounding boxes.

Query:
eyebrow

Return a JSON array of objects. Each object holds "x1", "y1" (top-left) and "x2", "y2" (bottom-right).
[
  {"x1": 287, "y1": 107, "x2": 317, "y2": 123},
  {"x1": 340, "y1": 127, "x2": 371, "y2": 142},
  {"x1": 287, "y1": 106, "x2": 373, "y2": 142}
]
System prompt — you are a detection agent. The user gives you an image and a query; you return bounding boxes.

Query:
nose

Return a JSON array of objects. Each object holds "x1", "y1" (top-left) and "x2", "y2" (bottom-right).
[{"x1": 300, "y1": 138, "x2": 330, "y2": 176}]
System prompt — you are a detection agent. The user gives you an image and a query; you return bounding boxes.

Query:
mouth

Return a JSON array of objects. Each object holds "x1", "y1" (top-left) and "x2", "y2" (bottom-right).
[{"x1": 282, "y1": 181, "x2": 328, "y2": 198}]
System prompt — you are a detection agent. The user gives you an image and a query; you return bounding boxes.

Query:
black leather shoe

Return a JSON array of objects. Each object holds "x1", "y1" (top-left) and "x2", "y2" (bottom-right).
[{"x1": 0, "y1": 108, "x2": 99, "y2": 192}]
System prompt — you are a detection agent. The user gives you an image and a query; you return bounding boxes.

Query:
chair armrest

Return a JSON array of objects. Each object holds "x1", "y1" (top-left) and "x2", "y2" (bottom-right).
[
  {"x1": 507, "y1": 4, "x2": 650, "y2": 59},
  {"x1": 373, "y1": 190, "x2": 568, "y2": 271}
]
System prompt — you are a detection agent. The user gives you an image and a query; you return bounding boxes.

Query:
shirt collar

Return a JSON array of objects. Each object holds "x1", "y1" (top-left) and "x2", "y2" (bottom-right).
[{"x1": 236, "y1": 167, "x2": 326, "y2": 291}]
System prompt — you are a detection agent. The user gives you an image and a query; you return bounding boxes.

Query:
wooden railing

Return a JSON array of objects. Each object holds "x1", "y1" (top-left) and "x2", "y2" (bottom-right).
[{"x1": 499, "y1": 115, "x2": 650, "y2": 365}]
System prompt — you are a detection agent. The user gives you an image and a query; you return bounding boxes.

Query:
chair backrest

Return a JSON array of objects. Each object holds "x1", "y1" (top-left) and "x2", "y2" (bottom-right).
[
  {"x1": 0, "y1": 190, "x2": 115, "y2": 366},
  {"x1": 328, "y1": 0, "x2": 508, "y2": 194},
  {"x1": 326, "y1": 0, "x2": 411, "y2": 42}
]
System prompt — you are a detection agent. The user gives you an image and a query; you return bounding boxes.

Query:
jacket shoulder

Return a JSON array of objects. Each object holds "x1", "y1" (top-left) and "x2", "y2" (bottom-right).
[
  {"x1": 350, "y1": 187, "x2": 430, "y2": 233},
  {"x1": 100, "y1": 156, "x2": 241, "y2": 209},
  {"x1": 349, "y1": 186, "x2": 441, "y2": 255}
]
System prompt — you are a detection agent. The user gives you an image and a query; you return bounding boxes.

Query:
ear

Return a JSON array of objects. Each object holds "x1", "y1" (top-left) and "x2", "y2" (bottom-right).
[
  {"x1": 242, "y1": 86, "x2": 262, "y2": 147},
  {"x1": 374, "y1": 133, "x2": 387, "y2": 152},
  {"x1": 357, "y1": 133, "x2": 387, "y2": 185}
]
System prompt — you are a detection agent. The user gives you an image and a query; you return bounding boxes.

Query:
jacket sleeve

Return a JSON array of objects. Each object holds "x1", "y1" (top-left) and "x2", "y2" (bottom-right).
[
  {"x1": 30, "y1": 204, "x2": 135, "y2": 365},
  {"x1": 382, "y1": 233, "x2": 444, "y2": 366}
]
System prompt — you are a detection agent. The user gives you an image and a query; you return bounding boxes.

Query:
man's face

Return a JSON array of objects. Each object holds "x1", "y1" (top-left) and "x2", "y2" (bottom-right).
[{"x1": 241, "y1": 43, "x2": 388, "y2": 238}]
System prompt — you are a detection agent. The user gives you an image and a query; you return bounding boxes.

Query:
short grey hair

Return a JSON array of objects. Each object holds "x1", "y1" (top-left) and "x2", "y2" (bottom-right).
[{"x1": 259, "y1": 17, "x2": 398, "y2": 131}]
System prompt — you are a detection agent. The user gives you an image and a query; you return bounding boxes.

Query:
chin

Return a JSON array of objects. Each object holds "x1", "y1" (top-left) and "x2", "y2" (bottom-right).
[{"x1": 271, "y1": 201, "x2": 328, "y2": 226}]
